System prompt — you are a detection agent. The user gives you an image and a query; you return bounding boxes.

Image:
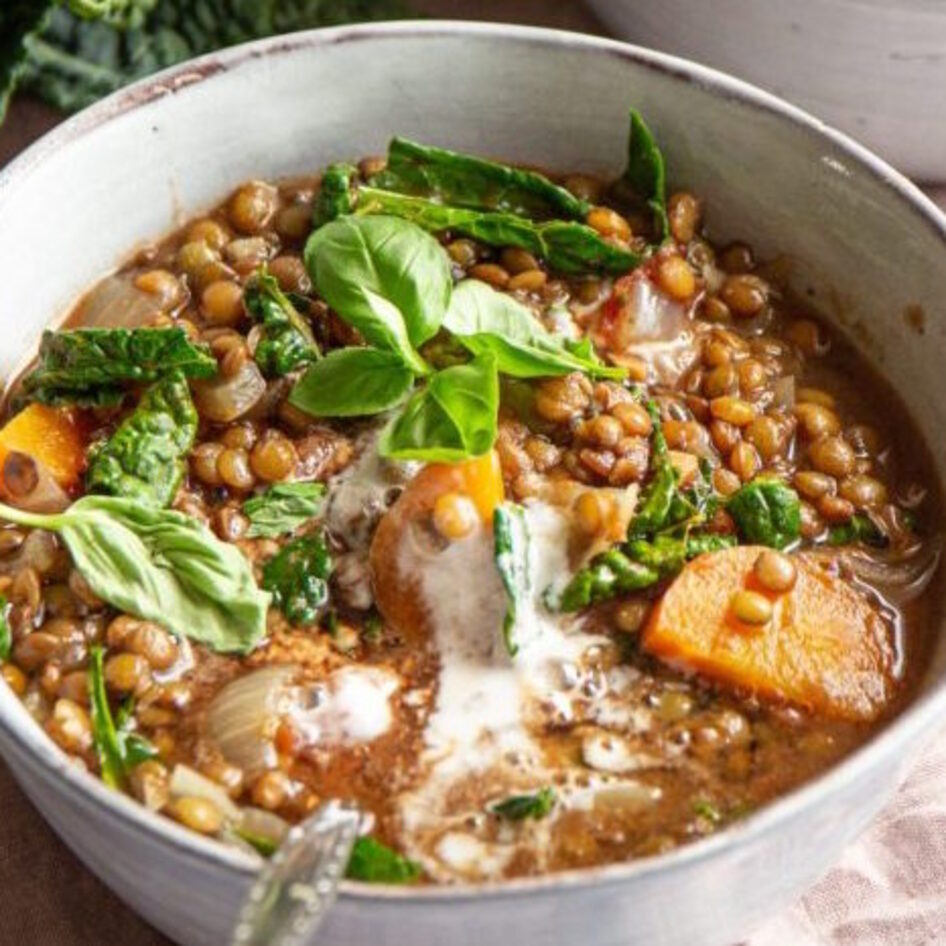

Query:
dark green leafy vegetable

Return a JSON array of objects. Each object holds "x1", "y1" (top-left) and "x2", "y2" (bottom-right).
[
  {"x1": 379, "y1": 352, "x2": 499, "y2": 462},
  {"x1": 243, "y1": 482, "x2": 326, "y2": 539},
  {"x1": 627, "y1": 531, "x2": 737, "y2": 575},
  {"x1": 493, "y1": 503, "x2": 530, "y2": 657},
  {"x1": 355, "y1": 187, "x2": 639, "y2": 276},
  {"x1": 313, "y1": 162, "x2": 357, "y2": 228},
  {"x1": 261, "y1": 532, "x2": 332, "y2": 627},
  {"x1": 827, "y1": 514, "x2": 889, "y2": 549},
  {"x1": 88, "y1": 645, "x2": 157, "y2": 788},
  {"x1": 727, "y1": 478, "x2": 801, "y2": 550},
  {"x1": 304, "y1": 215, "x2": 450, "y2": 369},
  {"x1": 14, "y1": 1, "x2": 410, "y2": 116},
  {"x1": 0, "y1": 594, "x2": 11, "y2": 661},
  {"x1": 346, "y1": 836, "x2": 420, "y2": 884},
  {"x1": 85, "y1": 370, "x2": 197, "y2": 507},
  {"x1": 371, "y1": 137, "x2": 590, "y2": 220},
  {"x1": 22, "y1": 327, "x2": 216, "y2": 406},
  {"x1": 0, "y1": 2, "x2": 51, "y2": 122},
  {"x1": 558, "y1": 548, "x2": 659, "y2": 612},
  {"x1": 0, "y1": 496, "x2": 269, "y2": 654},
  {"x1": 624, "y1": 108, "x2": 668, "y2": 241},
  {"x1": 490, "y1": 787, "x2": 556, "y2": 821},
  {"x1": 244, "y1": 269, "x2": 320, "y2": 377},
  {"x1": 289, "y1": 346, "x2": 415, "y2": 418},
  {"x1": 443, "y1": 279, "x2": 625, "y2": 380},
  {"x1": 628, "y1": 401, "x2": 676, "y2": 538}
]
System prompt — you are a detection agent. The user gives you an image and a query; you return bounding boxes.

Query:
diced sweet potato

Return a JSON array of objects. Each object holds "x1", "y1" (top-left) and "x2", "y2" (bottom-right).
[
  {"x1": 369, "y1": 452, "x2": 504, "y2": 642},
  {"x1": 0, "y1": 404, "x2": 86, "y2": 488},
  {"x1": 642, "y1": 545, "x2": 894, "y2": 721}
]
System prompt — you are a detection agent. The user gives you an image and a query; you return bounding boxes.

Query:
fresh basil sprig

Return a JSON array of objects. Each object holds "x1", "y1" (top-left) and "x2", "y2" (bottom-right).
[
  {"x1": 625, "y1": 108, "x2": 669, "y2": 242},
  {"x1": 304, "y1": 215, "x2": 449, "y2": 370},
  {"x1": 290, "y1": 346, "x2": 415, "y2": 418},
  {"x1": 444, "y1": 279, "x2": 624, "y2": 380},
  {"x1": 0, "y1": 496, "x2": 269, "y2": 654},
  {"x1": 243, "y1": 482, "x2": 326, "y2": 539},
  {"x1": 379, "y1": 352, "x2": 499, "y2": 462}
]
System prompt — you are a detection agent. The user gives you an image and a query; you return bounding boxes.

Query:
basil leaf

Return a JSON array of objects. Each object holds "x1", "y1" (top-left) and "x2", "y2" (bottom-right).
[
  {"x1": 244, "y1": 268, "x2": 320, "y2": 377},
  {"x1": 371, "y1": 137, "x2": 590, "y2": 220},
  {"x1": 0, "y1": 496, "x2": 269, "y2": 654},
  {"x1": 346, "y1": 836, "x2": 420, "y2": 884},
  {"x1": 304, "y1": 215, "x2": 449, "y2": 363},
  {"x1": 22, "y1": 327, "x2": 216, "y2": 406},
  {"x1": 493, "y1": 503, "x2": 530, "y2": 657},
  {"x1": 243, "y1": 482, "x2": 326, "y2": 539},
  {"x1": 85, "y1": 370, "x2": 197, "y2": 507},
  {"x1": 356, "y1": 187, "x2": 638, "y2": 276},
  {"x1": 490, "y1": 787, "x2": 556, "y2": 821},
  {"x1": 443, "y1": 279, "x2": 624, "y2": 380},
  {"x1": 290, "y1": 346, "x2": 415, "y2": 418},
  {"x1": 313, "y1": 162, "x2": 357, "y2": 228},
  {"x1": 379, "y1": 352, "x2": 499, "y2": 462},
  {"x1": 727, "y1": 478, "x2": 801, "y2": 550},
  {"x1": 262, "y1": 532, "x2": 332, "y2": 627},
  {"x1": 624, "y1": 108, "x2": 669, "y2": 241}
]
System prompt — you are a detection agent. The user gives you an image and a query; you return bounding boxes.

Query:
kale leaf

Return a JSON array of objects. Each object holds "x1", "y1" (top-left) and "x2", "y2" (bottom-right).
[
  {"x1": 261, "y1": 532, "x2": 332, "y2": 627},
  {"x1": 354, "y1": 186, "x2": 639, "y2": 275},
  {"x1": 346, "y1": 836, "x2": 420, "y2": 884},
  {"x1": 490, "y1": 787, "x2": 556, "y2": 821},
  {"x1": 85, "y1": 370, "x2": 197, "y2": 507},
  {"x1": 624, "y1": 108, "x2": 669, "y2": 241},
  {"x1": 627, "y1": 401, "x2": 676, "y2": 538},
  {"x1": 371, "y1": 137, "x2": 590, "y2": 220},
  {"x1": 827, "y1": 513, "x2": 889, "y2": 549},
  {"x1": 244, "y1": 268, "x2": 320, "y2": 377},
  {"x1": 313, "y1": 162, "x2": 357, "y2": 228},
  {"x1": 22, "y1": 327, "x2": 216, "y2": 406},
  {"x1": 493, "y1": 502, "x2": 530, "y2": 657},
  {"x1": 727, "y1": 478, "x2": 801, "y2": 550},
  {"x1": 558, "y1": 548, "x2": 660, "y2": 612}
]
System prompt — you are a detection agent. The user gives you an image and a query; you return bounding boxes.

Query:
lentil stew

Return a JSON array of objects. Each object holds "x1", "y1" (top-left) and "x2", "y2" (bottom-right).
[{"x1": 0, "y1": 110, "x2": 939, "y2": 884}]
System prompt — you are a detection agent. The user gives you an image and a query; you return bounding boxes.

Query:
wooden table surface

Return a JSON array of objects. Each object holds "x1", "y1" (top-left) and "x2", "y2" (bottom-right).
[{"x1": 0, "y1": 3, "x2": 941, "y2": 945}]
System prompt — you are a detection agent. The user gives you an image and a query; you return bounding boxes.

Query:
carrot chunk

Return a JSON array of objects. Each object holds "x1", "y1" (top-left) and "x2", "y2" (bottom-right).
[
  {"x1": 642, "y1": 545, "x2": 894, "y2": 721},
  {"x1": 370, "y1": 452, "x2": 504, "y2": 642},
  {"x1": 0, "y1": 404, "x2": 86, "y2": 488}
]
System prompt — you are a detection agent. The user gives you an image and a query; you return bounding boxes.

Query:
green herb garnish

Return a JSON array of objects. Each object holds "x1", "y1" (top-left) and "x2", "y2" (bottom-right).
[
  {"x1": 490, "y1": 787, "x2": 556, "y2": 821},
  {"x1": 243, "y1": 482, "x2": 326, "y2": 539},
  {"x1": 346, "y1": 836, "x2": 421, "y2": 884},
  {"x1": 727, "y1": 478, "x2": 801, "y2": 550},
  {"x1": 261, "y1": 532, "x2": 332, "y2": 627},
  {"x1": 493, "y1": 503, "x2": 530, "y2": 657}
]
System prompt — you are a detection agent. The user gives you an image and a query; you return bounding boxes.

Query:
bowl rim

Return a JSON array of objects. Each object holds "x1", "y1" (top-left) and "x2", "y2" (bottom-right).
[{"x1": 1, "y1": 17, "x2": 945, "y2": 905}]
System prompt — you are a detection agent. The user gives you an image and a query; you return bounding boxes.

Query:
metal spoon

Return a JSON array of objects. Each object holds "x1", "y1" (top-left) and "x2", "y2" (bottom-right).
[{"x1": 230, "y1": 800, "x2": 361, "y2": 946}]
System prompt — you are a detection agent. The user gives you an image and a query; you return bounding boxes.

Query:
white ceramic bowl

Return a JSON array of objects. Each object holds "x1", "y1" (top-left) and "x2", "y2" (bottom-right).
[
  {"x1": 586, "y1": 0, "x2": 946, "y2": 181},
  {"x1": 0, "y1": 21, "x2": 945, "y2": 946}
]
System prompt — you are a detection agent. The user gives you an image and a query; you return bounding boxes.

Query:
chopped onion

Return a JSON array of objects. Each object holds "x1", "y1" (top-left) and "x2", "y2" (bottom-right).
[
  {"x1": 74, "y1": 274, "x2": 164, "y2": 329},
  {"x1": 192, "y1": 360, "x2": 266, "y2": 423},
  {"x1": 770, "y1": 375, "x2": 796, "y2": 411},
  {"x1": 206, "y1": 666, "x2": 296, "y2": 780},
  {"x1": 168, "y1": 764, "x2": 241, "y2": 822}
]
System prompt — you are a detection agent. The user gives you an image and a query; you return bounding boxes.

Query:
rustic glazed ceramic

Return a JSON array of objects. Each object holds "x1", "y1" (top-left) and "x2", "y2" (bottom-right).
[{"x1": 0, "y1": 21, "x2": 945, "y2": 946}]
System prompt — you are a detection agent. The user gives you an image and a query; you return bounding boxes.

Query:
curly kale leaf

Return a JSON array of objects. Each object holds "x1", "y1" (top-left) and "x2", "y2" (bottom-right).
[
  {"x1": 371, "y1": 137, "x2": 590, "y2": 220},
  {"x1": 313, "y1": 162, "x2": 357, "y2": 228},
  {"x1": 261, "y1": 532, "x2": 332, "y2": 627},
  {"x1": 22, "y1": 327, "x2": 216, "y2": 406},
  {"x1": 0, "y1": 2, "x2": 54, "y2": 122},
  {"x1": 85, "y1": 369, "x2": 197, "y2": 507},
  {"x1": 244, "y1": 269, "x2": 320, "y2": 377},
  {"x1": 18, "y1": 0, "x2": 411, "y2": 115},
  {"x1": 727, "y1": 478, "x2": 801, "y2": 550}
]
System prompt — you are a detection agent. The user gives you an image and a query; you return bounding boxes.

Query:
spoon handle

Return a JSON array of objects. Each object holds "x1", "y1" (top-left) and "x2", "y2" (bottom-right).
[{"x1": 230, "y1": 800, "x2": 361, "y2": 946}]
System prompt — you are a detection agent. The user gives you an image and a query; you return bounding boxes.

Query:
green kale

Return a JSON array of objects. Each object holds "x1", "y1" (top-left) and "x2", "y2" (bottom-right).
[
  {"x1": 85, "y1": 369, "x2": 197, "y2": 507},
  {"x1": 15, "y1": 1, "x2": 410, "y2": 116},
  {"x1": 727, "y1": 478, "x2": 801, "y2": 550},
  {"x1": 557, "y1": 548, "x2": 659, "y2": 612},
  {"x1": 22, "y1": 327, "x2": 215, "y2": 406},
  {"x1": 624, "y1": 108, "x2": 669, "y2": 241},
  {"x1": 244, "y1": 269, "x2": 320, "y2": 377},
  {"x1": 371, "y1": 137, "x2": 590, "y2": 220},
  {"x1": 312, "y1": 162, "x2": 357, "y2": 228},
  {"x1": 827, "y1": 513, "x2": 889, "y2": 548},
  {"x1": 261, "y1": 532, "x2": 332, "y2": 627},
  {"x1": 490, "y1": 787, "x2": 556, "y2": 821},
  {"x1": 1, "y1": 2, "x2": 52, "y2": 122},
  {"x1": 627, "y1": 401, "x2": 676, "y2": 538},
  {"x1": 354, "y1": 186, "x2": 638, "y2": 275},
  {"x1": 346, "y1": 836, "x2": 420, "y2": 884},
  {"x1": 0, "y1": 594, "x2": 10, "y2": 661},
  {"x1": 493, "y1": 502, "x2": 530, "y2": 657}
]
